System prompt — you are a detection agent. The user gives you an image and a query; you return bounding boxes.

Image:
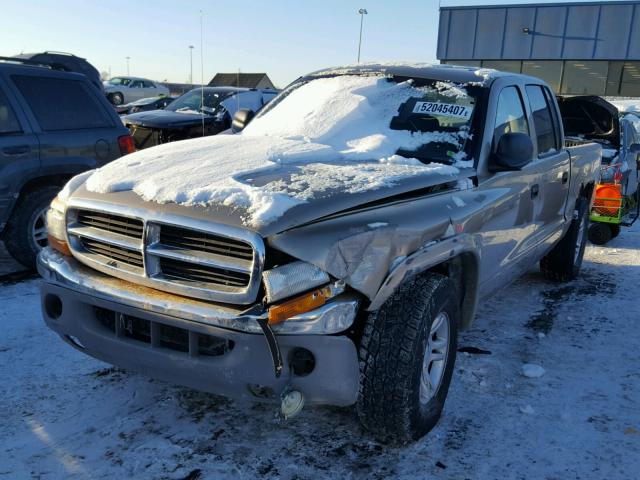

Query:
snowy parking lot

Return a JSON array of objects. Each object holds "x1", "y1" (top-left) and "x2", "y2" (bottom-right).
[{"x1": 1, "y1": 228, "x2": 639, "y2": 480}]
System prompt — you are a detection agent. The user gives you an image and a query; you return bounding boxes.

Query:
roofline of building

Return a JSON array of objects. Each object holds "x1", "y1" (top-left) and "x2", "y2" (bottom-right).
[{"x1": 441, "y1": 0, "x2": 639, "y2": 11}]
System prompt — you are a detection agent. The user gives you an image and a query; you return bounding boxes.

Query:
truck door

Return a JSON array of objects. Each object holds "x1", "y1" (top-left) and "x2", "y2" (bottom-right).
[
  {"x1": 0, "y1": 78, "x2": 40, "y2": 229},
  {"x1": 523, "y1": 85, "x2": 570, "y2": 254},
  {"x1": 476, "y1": 85, "x2": 541, "y2": 298}
]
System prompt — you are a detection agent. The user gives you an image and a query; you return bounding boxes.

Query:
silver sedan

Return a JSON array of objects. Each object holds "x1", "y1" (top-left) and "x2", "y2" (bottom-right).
[{"x1": 103, "y1": 76, "x2": 170, "y2": 105}]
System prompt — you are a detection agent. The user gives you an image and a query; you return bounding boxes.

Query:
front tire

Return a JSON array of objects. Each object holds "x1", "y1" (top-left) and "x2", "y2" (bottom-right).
[
  {"x1": 4, "y1": 186, "x2": 60, "y2": 268},
  {"x1": 540, "y1": 196, "x2": 589, "y2": 282},
  {"x1": 357, "y1": 273, "x2": 459, "y2": 443}
]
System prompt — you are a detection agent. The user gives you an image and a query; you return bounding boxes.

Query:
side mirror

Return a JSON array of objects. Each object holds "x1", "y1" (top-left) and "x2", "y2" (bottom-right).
[
  {"x1": 231, "y1": 108, "x2": 255, "y2": 133},
  {"x1": 489, "y1": 132, "x2": 534, "y2": 172}
]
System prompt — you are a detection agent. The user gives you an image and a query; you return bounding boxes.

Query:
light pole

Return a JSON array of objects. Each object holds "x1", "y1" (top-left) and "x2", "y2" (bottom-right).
[
  {"x1": 188, "y1": 45, "x2": 194, "y2": 85},
  {"x1": 357, "y1": 8, "x2": 368, "y2": 63},
  {"x1": 125, "y1": 56, "x2": 130, "y2": 75}
]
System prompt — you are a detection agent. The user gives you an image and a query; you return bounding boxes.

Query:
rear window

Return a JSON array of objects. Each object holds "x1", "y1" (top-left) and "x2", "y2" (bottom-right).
[
  {"x1": 0, "y1": 89, "x2": 22, "y2": 134},
  {"x1": 11, "y1": 75, "x2": 113, "y2": 131}
]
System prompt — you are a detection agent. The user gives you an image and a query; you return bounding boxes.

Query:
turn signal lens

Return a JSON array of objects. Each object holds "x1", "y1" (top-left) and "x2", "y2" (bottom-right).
[
  {"x1": 48, "y1": 234, "x2": 72, "y2": 256},
  {"x1": 268, "y1": 286, "x2": 331, "y2": 325}
]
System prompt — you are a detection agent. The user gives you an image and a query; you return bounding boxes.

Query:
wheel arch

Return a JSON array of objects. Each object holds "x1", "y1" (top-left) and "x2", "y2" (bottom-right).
[{"x1": 367, "y1": 235, "x2": 480, "y2": 331}]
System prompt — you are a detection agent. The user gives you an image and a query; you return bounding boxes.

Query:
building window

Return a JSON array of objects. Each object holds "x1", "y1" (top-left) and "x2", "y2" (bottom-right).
[
  {"x1": 441, "y1": 60, "x2": 482, "y2": 68},
  {"x1": 620, "y1": 62, "x2": 640, "y2": 97},
  {"x1": 481, "y1": 61, "x2": 522, "y2": 73},
  {"x1": 522, "y1": 61, "x2": 562, "y2": 93},
  {"x1": 560, "y1": 61, "x2": 608, "y2": 96}
]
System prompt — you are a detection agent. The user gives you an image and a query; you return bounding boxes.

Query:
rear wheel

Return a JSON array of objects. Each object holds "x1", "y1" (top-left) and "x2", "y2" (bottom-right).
[
  {"x1": 588, "y1": 222, "x2": 613, "y2": 246},
  {"x1": 108, "y1": 92, "x2": 124, "y2": 106},
  {"x1": 357, "y1": 273, "x2": 459, "y2": 443},
  {"x1": 4, "y1": 186, "x2": 59, "y2": 268},
  {"x1": 540, "y1": 196, "x2": 589, "y2": 282}
]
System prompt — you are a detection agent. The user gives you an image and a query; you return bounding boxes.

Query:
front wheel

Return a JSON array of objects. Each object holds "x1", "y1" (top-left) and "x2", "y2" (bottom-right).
[
  {"x1": 540, "y1": 196, "x2": 589, "y2": 282},
  {"x1": 357, "y1": 273, "x2": 459, "y2": 443},
  {"x1": 4, "y1": 186, "x2": 60, "y2": 268}
]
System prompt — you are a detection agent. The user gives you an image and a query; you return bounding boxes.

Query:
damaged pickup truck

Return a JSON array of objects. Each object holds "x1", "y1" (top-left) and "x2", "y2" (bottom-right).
[{"x1": 38, "y1": 64, "x2": 601, "y2": 442}]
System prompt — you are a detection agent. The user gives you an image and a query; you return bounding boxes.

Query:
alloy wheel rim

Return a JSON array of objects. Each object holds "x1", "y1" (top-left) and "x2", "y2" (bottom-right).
[
  {"x1": 32, "y1": 206, "x2": 49, "y2": 249},
  {"x1": 575, "y1": 215, "x2": 586, "y2": 263},
  {"x1": 419, "y1": 311, "x2": 450, "y2": 404}
]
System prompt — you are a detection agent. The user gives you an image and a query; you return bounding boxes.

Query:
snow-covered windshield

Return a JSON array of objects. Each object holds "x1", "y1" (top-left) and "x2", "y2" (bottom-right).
[
  {"x1": 166, "y1": 89, "x2": 228, "y2": 115},
  {"x1": 244, "y1": 74, "x2": 480, "y2": 165}
]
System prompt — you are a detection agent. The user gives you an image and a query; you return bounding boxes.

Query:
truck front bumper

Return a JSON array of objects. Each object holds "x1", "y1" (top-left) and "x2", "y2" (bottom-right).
[{"x1": 37, "y1": 248, "x2": 360, "y2": 406}]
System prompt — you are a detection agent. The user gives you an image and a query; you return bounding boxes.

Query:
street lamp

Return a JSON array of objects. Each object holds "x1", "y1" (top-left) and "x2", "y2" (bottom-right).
[
  {"x1": 357, "y1": 8, "x2": 368, "y2": 63},
  {"x1": 125, "y1": 56, "x2": 130, "y2": 76},
  {"x1": 188, "y1": 45, "x2": 194, "y2": 85}
]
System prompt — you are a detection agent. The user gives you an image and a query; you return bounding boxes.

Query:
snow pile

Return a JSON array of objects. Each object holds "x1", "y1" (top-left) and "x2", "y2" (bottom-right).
[
  {"x1": 87, "y1": 75, "x2": 470, "y2": 227},
  {"x1": 521, "y1": 363, "x2": 546, "y2": 378},
  {"x1": 608, "y1": 98, "x2": 640, "y2": 113}
]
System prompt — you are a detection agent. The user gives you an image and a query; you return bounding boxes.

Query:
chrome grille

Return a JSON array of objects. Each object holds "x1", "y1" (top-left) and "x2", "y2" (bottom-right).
[
  {"x1": 65, "y1": 203, "x2": 264, "y2": 304},
  {"x1": 77, "y1": 211, "x2": 143, "y2": 239},
  {"x1": 158, "y1": 257, "x2": 251, "y2": 287},
  {"x1": 80, "y1": 238, "x2": 144, "y2": 268},
  {"x1": 159, "y1": 225, "x2": 253, "y2": 260}
]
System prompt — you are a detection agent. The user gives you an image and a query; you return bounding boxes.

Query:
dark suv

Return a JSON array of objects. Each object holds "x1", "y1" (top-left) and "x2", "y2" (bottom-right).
[{"x1": 0, "y1": 61, "x2": 133, "y2": 267}]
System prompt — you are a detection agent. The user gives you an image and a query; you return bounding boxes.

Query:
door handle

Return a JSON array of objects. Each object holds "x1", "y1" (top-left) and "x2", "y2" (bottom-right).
[
  {"x1": 2, "y1": 145, "x2": 30, "y2": 156},
  {"x1": 531, "y1": 184, "x2": 540, "y2": 199},
  {"x1": 562, "y1": 171, "x2": 569, "y2": 184}
]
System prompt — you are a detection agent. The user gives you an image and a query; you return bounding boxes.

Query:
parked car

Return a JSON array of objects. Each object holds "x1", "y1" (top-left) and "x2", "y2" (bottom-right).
[
  {"x1": 0, "y1": 60, "x2": 133, "y2": 267},
  {"x1": 116, "y1": 96, "x2": 177, "y2": 115},
  {"x1": 38, "y1": 64, "x2": 601, "y2": 442},
  {"x1": 10, "y1": 51, "x2": 103, "y2": 92},
  {"x1": 122, "y1": 86, "x2": 278, "y2": 149},
  {"x1": 103, "y1": 76, "x2": 170, "y2": 106}
]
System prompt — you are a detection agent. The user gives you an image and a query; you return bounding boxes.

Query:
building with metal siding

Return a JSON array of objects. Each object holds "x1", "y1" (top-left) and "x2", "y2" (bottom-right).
[{"x1": 437, "y1": 1, "x2": 640, "y2": 96}]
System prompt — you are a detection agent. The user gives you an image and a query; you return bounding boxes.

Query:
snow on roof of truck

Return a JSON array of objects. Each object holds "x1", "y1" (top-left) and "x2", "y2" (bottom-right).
[{"x1": 309, "y1": 62, "x2": 510, "y2": 85}]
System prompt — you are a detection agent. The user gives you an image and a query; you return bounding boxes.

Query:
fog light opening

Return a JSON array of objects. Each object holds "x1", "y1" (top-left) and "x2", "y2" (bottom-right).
[
  {"x1": 290, "y1": 348, "x2": 315, "y2": 377},
  {"x1": 44, "y1": 294, "x2": 63, "y2": 319}
]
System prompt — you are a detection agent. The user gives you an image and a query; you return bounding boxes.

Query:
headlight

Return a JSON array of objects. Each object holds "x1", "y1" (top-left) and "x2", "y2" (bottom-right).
[
  {"x1": 262, "y1": 261, "x2": 330, "y2": 304},
  {"x1": 46, "y1": 196, "x2": 71, "y2": 256},
  {"x1": 45, "y1": 170, "x2": 94, "y2": 256}
]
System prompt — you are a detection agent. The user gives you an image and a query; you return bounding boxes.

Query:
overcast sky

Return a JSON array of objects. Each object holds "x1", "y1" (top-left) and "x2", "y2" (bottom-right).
[{"x1": 2, "y1": 0, "x2": 601, "y2": 88}]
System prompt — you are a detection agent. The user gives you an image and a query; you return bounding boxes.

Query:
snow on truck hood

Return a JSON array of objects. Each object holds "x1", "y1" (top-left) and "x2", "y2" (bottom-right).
[{"x1": 86, "y1": 75, "x2": 470, "y2": 227}]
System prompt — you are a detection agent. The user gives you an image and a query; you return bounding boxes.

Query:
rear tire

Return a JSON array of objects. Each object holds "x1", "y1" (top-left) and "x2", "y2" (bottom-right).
[
  {"x1": 588, "y1": 222, "x2": 613, "y2": 246},
  {"x1": 609, "y1": 224, "x2": 621, "y2": 239},
  {"x1": 540, "y1": 196, "x2": 589, "y2": 282},
  {"x1": 108, "y1": 92, "x2": 124, "y2": 106},
  {"x1": 357, "y1": 273, "x2": 459, "y2": 443},
  {"x1": 4, "y1": 186, "x2": 60, "y2": 269}
]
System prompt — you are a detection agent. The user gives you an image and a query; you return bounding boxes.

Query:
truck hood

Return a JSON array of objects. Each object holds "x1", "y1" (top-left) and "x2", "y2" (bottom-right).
[
  {"x1": 122, "y1": 109, "x2": 210, "y2": 128},
  {"x1": 82, "y1": 134, "x2": 470, "y2": 236}
]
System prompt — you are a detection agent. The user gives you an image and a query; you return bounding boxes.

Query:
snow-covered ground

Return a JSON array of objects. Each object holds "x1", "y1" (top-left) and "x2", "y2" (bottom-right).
[{"x1": 1, "y1": 228, "x2": 639, "y2": 479}]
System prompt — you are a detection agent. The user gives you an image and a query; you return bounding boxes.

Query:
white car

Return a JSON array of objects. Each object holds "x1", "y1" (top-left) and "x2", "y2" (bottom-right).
[{"x1": 103, "y1": 76, "x2": 170, "y2": 105}]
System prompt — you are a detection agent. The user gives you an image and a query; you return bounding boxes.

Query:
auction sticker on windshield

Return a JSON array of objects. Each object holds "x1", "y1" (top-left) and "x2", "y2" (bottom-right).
[{"x1": 413, "y1": 101, "x2": 473, "y2": 119}]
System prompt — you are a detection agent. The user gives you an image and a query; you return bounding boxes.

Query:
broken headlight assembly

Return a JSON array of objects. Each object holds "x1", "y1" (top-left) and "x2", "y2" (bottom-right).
[{"x1": 261, "y1": 261, "x2": 347, "y2": 325}]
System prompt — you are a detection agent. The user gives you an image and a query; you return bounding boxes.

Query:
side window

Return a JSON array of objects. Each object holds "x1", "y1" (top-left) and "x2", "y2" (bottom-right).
[
  {"x1": 130, "y1": 80, "x2": 143, "y2": 88},
  {"x1": 12, "y1": 75, "x2": 113, "y2": 131},
  {"x1": 143, "y1": 81, "x2": 155, "y2": 88},
  {"x1": 493, "y1": 86, "x2": 529, "y2": 147},
  {"x1": 0, "y1": 88, "x2": 22, "y2": 135},
  {"x1": 543, "y1": 86, "x2": 562, "y2": 150},
  {"x1": 525, "y1": 85, "x2": 558, "y2": 155}
]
